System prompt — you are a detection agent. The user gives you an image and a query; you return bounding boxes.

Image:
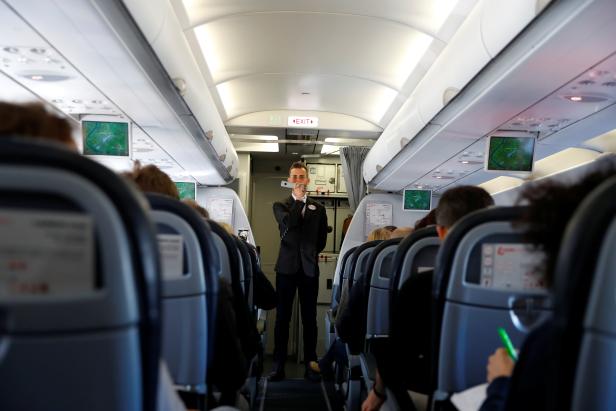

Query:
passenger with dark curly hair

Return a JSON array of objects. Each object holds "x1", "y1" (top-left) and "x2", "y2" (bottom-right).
[{"x1": 480, "y1": 155, "x2": 616, "y2": 411}]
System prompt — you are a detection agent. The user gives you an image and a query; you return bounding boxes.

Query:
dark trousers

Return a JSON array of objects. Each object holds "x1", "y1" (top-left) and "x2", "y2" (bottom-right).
[{"x1": 273, "y1": 271, "x2": 319, "y2": 368}]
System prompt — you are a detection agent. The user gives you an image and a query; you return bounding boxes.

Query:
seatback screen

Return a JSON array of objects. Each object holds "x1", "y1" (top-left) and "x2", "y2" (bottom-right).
[
  {"x1": 82, "y1": 120, "x2": 129, "y2": 156},
  {"x1": 486, "y1": 136, "x2": 535, "y2": 172},
  {"x1": 480, "y1": 243, "x2": 546, "y2": 291},
  {"x1": 0, "y1": 209, "x2": 95, "y2": 297}
]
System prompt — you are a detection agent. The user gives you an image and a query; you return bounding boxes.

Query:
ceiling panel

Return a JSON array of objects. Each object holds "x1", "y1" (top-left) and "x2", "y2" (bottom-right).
[
  {"x1": 217, "y1": 73, "x2": 399, "y2": 125},
  {"x1": 180, "y1": 0, "x2": 469, "y2": 39},
  {"x1": 194, "y1": 12, "x2": 434, "y2": 89},
  {"x1": 173, "y1": 0, "x2": 477, "y2": 134}
]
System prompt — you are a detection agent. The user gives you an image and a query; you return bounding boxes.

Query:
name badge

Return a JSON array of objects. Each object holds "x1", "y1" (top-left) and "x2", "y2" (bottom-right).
[{"x1": 308, "y1": 204, "x2": 317, "y2": 211}]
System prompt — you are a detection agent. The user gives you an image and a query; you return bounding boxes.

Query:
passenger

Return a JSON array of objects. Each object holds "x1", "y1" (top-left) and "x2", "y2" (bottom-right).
[
  {"x1": 390, "y1": 226, "x2": 414, "y2": 239},
  {"x1": 123, "y1": 160, "x2": 180, "y2": 199},
  {"x1": 0, "y1": 101, "x2": 77, "y2": 150},
  {"x1": 242, "y1": 240, "x2": 277, "y2": 310},
  {"x1": 269, "y1": 161, "x2": 328, "y2": 382},
  {"x1": 364, "y1": 186, "x2": 493, "y2": 411},
  {"x1": 0, "y1": 101, "x2": 187, "y2": 411},
  {"x1": 217, "y1": 221, "x2": 235, "y2": 235},
  {"x1": 414, "y1": 208, "x2": 437, "y2": 230},
  {"x1": 183, "y1": 199, "x2": 209, "y2": 219},
  {"x1": 480, "y1": 157, "x2": 616, "y2": 411},
  {"x1": 368, "y1": 227, "x2": 393, "y2": 241}
]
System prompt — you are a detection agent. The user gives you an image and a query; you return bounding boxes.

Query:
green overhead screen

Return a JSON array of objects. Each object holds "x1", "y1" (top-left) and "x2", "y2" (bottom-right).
[
  {"x1": 486, "y1": 136, "x2": 535, "y2": 172},
  {"x1": 175, "y1": 182, "x2": 196, "y2": 200},
  {"x1": 82, "y1": 120, "x2": 129, "y2": 156},
  {"x1": 403, "y1": 189, "x2": 432, "y2": 211}
]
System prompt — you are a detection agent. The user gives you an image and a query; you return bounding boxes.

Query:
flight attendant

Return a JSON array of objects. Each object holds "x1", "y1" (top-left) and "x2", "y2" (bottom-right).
[{"x1": 269, "y1": 161, "x2": 328, "y2": 382}]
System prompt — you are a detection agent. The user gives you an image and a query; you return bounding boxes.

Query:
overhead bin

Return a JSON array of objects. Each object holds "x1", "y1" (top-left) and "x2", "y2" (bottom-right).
[
  {"x1": 4, "y1": 0, "x2": 237, "y2": 185},
  {"x1": 364, "y1": 0, "x2": 544, "y2": 184},
  {"x1": 120, "y1": 0, "x2": 239, "y2": 181},
  {"x1": 122, "y1": 0, "x2": 239, "y2": 179}
]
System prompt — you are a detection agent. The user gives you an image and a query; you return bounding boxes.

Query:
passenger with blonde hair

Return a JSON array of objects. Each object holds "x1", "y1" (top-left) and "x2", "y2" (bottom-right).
[
  {"x1": 367, "y1": 227, "x2": 393, "y2": 241},
  {"x1": 390, "y1": 226, "x2": 413, "y2": 239}
]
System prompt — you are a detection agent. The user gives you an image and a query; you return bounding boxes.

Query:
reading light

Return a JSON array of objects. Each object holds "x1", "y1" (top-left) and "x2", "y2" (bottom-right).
[
  {"x1": 30, "y1": 75, "x2": 43, "y2": 80},
  {"x1": 564, "y1": 95, "x2": 608, "y2": 103}
]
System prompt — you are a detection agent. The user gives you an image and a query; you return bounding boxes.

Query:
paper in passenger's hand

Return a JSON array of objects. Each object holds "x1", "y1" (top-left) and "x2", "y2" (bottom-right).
[{"x1": 450, "y1": 383, "x2": 488, "y2": 411}]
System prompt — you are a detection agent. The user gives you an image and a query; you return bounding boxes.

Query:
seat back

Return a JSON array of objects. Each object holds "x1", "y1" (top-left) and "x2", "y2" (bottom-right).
[
  {"x1": 433, "y1": 207, "x2": 551, "y2": 396},
  {"x1": 366, "y1": 238, "x2": 402, "y2": 338},
  {"x1": 0, "y1": 139, "x2": 160, "y2": 411},
  {"x1": 146, "y1": 194, "x2": 219, "y2": 394},
  {"x1": 332, "y1": 246, "x2": 357, "y2": 308},
  {"x1": 349, "y1": 240, "x2": 382, "y2": 289},
  {"x1": 390, "y1": 227, "x2": 439, "y2": 308},
  {"x1": 208, "y1": 221, "x2": 243, "y2": 299},
  {"x1": 235, "y1": 237, "x2": 254, "y2": 308},
  {"x1": 544, "y1": 176, "x2": 616, "y2": 410},
  {"x1": 211, "y1": 233, "x2": 232, "y2": 283}
]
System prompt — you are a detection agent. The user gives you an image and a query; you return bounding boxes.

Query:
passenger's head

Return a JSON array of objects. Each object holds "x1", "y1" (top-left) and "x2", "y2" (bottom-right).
[
  {"x1": 124, "y1": 160, "x2": 179, "y2": 199},
  {"x1": 183, "y1": 199, "x2": 209, "y2": 219},
  {"x1": 0, "y1": 101, "x2": 76, "y2": 150},
  {"x1": 390, "y1": 227, "x2": 413, "y2": 239},
  {"x1": 367, "y1": 227, "x2": 392, "y2": 241},
  {"x1": 218, "y1": 221, "x2": 234, "y2": 236},
  {"x1": 414, "y1": 208, "x2": 437, "y2": 230},
  {"x1": 383, "y1": 225, "x2": 397, "y2": 232},
  {"x1": 516, "y1": 157, "x2": 616, "y2": 286},
  {"x1": 435, "y1": 186, "x2": 494, "y2": 239},
  {"x1": 288, "y1": 161, "x2": 309, "y2": 185}
]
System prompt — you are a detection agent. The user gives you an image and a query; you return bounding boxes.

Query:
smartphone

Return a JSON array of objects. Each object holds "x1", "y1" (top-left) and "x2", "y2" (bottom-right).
[{"x1": 281, "y1": 180, "x2": 294, "y2": 189}]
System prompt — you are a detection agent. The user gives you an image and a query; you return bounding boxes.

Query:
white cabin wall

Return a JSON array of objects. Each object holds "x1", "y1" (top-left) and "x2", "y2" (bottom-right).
[{"x1": 236, "y1": 154, "x2": 252, "y2": 218}]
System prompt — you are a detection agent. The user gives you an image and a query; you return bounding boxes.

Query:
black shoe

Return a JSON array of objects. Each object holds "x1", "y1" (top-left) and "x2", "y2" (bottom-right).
[
  {"x1": 268, "y1": 368, "x2": 286, "y2": 382},
  {"x1": 304, "y1": 367, "x2": 321, "y2": 382}
]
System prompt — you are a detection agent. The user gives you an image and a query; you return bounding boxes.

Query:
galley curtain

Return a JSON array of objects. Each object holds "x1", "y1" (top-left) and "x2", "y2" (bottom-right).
[{"x1": 339, "y1": 146, "x2": 370, "y2": 212}]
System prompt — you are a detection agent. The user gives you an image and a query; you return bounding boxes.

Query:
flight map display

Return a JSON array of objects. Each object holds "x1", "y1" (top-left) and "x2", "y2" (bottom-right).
[
  {"x1": 82, "y1": 120, "x2": 129, "y2": 156},
  {"x1": 486, "y1": 136, "x2": 535, "y2": 172},
  {"x1": 403, "y1": 189, "x2": 431, "y2": 211},
  {"x1": 175, "y1": 182, "x2": 196, "y2": 200}
]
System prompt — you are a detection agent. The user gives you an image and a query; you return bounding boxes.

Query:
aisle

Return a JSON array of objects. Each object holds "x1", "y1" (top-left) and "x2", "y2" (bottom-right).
[{"x1": 258, "y1": 378, "x2": 338, "y2": 411}]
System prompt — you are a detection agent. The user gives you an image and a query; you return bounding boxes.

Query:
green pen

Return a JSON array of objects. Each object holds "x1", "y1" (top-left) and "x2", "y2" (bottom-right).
[{"x1": 498, "y1": 327, "x2": 518, "y2": 362}]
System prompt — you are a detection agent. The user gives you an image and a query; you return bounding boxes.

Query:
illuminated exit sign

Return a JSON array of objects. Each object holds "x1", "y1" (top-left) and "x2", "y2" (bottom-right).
[{"x1": 288, "y1": 116, "x2": 319, "y2": 128}]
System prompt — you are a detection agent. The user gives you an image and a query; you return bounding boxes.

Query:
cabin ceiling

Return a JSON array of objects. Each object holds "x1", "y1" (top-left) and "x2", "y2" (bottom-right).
[{"x1": 171, "y1": 0, "x2": 479, "y2": 155}]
